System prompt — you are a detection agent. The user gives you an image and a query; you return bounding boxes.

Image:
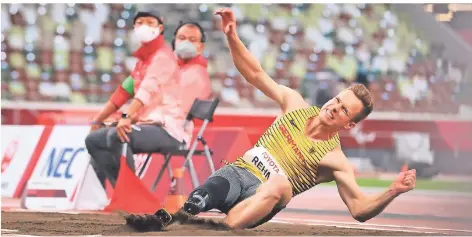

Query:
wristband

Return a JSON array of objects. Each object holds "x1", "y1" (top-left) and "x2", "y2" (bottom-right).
[{"x1": 122, "y1": 113, "x2": 131, "y2": 119}]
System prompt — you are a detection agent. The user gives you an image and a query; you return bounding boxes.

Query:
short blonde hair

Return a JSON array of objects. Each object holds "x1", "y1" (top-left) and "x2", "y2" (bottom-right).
[{"x1": 347, "y1": 84, "x2": 373, "y2": 123}]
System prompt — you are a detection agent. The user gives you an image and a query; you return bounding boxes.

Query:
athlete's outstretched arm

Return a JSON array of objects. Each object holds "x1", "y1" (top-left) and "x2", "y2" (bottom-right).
[
  {"x1": 215, "y1": 8, "x2": 292, "y2": 110},
  {"x1": 330, "y1": 149, "x2": 416, "y2": 222}
]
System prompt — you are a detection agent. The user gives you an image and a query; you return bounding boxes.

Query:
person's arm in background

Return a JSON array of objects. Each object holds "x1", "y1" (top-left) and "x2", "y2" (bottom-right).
[
  {"x1": 90, "y1": 76, "x2": 134, "y2": 132},
  {"x1": 116, "y1": 53, "x2": 179, "y2": 142}
]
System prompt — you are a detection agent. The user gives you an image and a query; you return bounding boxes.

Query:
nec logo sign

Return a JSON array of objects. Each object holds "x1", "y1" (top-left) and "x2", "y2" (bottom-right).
[{"x1": 41, "y1": 147, "x2": 85, "y2": 179}]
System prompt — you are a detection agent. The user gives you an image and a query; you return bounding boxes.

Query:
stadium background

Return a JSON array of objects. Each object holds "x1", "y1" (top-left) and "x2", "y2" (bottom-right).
[{"x1": 2, "y1": 3, "x2": 471, "y2": 175}]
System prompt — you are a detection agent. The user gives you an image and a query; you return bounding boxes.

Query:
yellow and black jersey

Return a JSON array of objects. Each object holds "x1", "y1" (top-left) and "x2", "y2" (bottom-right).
[{"x1": 232, "y1": 106, "x2": 340, "y2": 196}]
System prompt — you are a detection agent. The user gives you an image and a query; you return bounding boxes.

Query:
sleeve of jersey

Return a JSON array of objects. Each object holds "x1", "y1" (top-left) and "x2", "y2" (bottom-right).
[{"x1": 109, "y1": 76, "x2": 134, "y2": 108}]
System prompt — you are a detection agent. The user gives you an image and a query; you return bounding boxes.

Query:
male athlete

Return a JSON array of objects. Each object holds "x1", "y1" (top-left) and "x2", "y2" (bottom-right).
[{"x1": 125, "y1": 8, "x2": 417, "y2": 231}]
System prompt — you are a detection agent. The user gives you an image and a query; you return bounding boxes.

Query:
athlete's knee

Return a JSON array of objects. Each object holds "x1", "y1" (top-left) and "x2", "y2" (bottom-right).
[
  {"x1": 201, "y1": 176, "x2": 231, "y2": 204},
  {"x1": 184, "y1": 175, "x2": 231, "y2": 214},
  {"x1": 258, "y1": 175, "x2": 292, "y2": 204}
]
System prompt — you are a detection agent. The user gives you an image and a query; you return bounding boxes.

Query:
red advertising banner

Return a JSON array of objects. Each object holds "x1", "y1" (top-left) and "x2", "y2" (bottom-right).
[{"x1": 2, "y1": 107, "x2": 471, "y2": 152}]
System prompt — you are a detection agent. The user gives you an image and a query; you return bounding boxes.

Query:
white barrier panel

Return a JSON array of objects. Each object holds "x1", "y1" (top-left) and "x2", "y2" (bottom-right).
[
  {"x1": 24, "y1": 125, "x2": 108, "y2": 211},
  {"x1": 1, "y1": 125, "x2": 45, "y2": 198}
]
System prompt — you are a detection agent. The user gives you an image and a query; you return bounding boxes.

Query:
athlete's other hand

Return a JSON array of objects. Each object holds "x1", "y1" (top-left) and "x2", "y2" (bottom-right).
[
  {"x1": 215, "y1": 8, "x2": 236, "y2": 35},
  {"x1": 116, "y1": 117, "x2": 132, "y2": 143},
  {"x1": 390, "y1": 169, "x2": 416, "y2": 195}
]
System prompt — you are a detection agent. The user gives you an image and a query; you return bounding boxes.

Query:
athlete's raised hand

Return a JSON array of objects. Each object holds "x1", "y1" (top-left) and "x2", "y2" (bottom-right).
[
  {"x1": 215, "y1": 8, "x2": 237, "y2": 35},
  {"x1": 390, "y1": 169, "x2": 416, "y2": 195}
]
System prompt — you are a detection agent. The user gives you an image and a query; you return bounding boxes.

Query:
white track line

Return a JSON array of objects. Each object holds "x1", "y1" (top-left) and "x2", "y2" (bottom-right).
[
  {"x1": 268, "y1": 220, "x2": 294, "y2": 224},
  {"x1": 275, "y1": 217, "x2": 472, "y2": 234},
  {"x1": 303, "y1": 223, "x2": 445, "y2": 235},
  {"x1": 199, "y1": 214, "x2": 442, "y2": 234},
  {"x1": 2, "y1": 235, "x2": 36, "y2": 237},
  {"x1": 1, "y1": 232, "x2": 102, "y2": 237}
]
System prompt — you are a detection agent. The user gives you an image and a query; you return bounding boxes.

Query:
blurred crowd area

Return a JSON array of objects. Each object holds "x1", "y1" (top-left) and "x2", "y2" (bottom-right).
[{"x1": 1, "y1": 3, "x2": 471, "y2": 113}]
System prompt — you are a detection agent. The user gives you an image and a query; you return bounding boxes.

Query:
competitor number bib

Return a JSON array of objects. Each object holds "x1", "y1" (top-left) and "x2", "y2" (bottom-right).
[{"x1": 242, "y1": 147, "x2": 287, "y2": 180}]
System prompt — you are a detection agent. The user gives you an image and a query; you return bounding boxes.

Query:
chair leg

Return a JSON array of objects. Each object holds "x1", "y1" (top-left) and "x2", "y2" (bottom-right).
[
  {"x1": 151, "y1": 154, "x2": 172, "y2": 192},
  {"x1": 104, "y1": 169, "x2": 117, "y2": 188},
  {"x1": 138, "y1": 153, "x2": 152, "y2": 178},
  {"x1": 185, "y1": 157, "x2": 199, "y2": 189},
  {"x1": 167, "y1": 161, "x2": 173, "y2": 179},
  {"x1": 204, "y1": 145, "x2": 216, "y2": 174}
]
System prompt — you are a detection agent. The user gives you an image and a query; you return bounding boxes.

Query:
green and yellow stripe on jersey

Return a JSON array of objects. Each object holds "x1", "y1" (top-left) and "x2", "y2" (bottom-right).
[{"x1": 233, "y1": 106, "x2": 340, "y2": 196}]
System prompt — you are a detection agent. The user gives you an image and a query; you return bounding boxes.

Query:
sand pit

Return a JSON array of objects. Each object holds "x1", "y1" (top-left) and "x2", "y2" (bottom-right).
[{"x1": 1, "y1": 211, "x2": 432, "y2": 236}]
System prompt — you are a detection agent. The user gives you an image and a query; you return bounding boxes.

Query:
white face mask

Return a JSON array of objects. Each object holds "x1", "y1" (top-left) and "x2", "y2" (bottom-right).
[
  {"x1": 134, "y1": 25, "x2": 160, "y2": 43},
  {"x1": 174, "y1": 40, "x2": 198, "y2": 59}
]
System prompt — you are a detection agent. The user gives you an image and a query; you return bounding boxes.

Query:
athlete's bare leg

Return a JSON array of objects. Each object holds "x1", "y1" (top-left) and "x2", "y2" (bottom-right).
[{"x1": 223, "y1": 175, "x2": 292, "y2": 229}]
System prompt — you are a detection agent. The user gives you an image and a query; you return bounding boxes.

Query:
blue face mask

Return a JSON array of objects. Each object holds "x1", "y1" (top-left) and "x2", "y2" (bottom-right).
[{"x1": 174, "y1": 40, "x2": 197, "y2": 59}]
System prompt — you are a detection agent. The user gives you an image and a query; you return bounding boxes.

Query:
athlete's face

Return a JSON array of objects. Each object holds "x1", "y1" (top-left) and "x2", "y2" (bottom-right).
[{"x1": 319, "y1": 89, "x2": 364, "y2": 130}]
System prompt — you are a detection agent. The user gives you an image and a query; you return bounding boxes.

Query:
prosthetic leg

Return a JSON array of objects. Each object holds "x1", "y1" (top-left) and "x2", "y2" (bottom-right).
[{"x1": 125, "y1": 176, "x2": 231, "y2": 231}]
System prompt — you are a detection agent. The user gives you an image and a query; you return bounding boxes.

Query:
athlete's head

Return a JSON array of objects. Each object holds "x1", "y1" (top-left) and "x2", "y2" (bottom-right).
[{"x1": 319, "y1": 84, "x2": 373, "y2": 130}]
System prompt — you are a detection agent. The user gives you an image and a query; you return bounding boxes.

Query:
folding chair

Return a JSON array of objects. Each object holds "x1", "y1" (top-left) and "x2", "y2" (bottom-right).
[{"x1": 139, "y1": 98, "x2": 219, "y2": 192}]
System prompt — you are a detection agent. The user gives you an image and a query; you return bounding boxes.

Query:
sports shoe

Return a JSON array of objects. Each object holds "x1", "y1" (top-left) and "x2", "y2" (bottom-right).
[
  {"x1": 124, "y1": 208, "x2": 172, "y2": 232},
  {"x1": 155, "y1": 208, "x2": 173, "y2": 226}
]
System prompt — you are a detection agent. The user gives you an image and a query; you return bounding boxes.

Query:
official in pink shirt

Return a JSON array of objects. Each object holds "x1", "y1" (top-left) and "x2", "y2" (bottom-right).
[
  {"x1": 172, "y1": 21, "x2": 212, "y2": 113},
  {"x1": 85, "y1": 11, "x2": 191, "y2": 188}
]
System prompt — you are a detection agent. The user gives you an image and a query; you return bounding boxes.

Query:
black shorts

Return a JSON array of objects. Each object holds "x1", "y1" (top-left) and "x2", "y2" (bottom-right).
[{"x1": 208, "y1": 165, "x2": 285, "y2": 228}]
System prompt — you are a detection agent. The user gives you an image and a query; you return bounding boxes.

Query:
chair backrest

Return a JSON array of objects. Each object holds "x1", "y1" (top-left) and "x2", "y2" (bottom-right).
[{"x1": 186, "y1": 98, "x2": 219, "y2": 122}]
